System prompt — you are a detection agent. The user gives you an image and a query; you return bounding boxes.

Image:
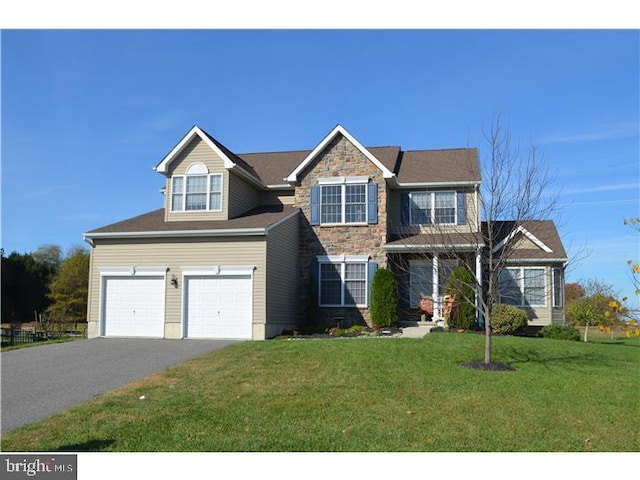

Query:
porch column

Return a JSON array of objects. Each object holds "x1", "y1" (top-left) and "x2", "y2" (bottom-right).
[
  {"x1": 475, "y1": 248, "x2": 483, "y2": 327},
  {"x1": 432, "y1": 254, "x2": 440, "y2": 320}
]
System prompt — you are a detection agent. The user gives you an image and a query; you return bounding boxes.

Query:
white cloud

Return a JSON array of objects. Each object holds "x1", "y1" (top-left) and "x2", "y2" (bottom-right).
[
  {"x1": 561, "y1": 182, "x2": 640, "y2": 196},
  {"x1": 539, "y1": 122, "x2": 639, "y2": 145}
]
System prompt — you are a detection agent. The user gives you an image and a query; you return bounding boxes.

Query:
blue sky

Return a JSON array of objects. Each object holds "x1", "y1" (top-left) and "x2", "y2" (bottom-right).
[{"x1": 1, "y1": 29, "x2": 639, "y2": 307}]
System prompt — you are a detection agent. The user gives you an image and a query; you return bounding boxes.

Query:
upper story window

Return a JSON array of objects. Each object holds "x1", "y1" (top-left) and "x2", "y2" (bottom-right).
[
  {"x1": 401, "y1": 190, "x2": 467, "y2": 226},
  {"x1": 310, "y1": 177, "x2": 378, "y2": 226},
  {"x1": 171, "y1": 163, "x2": 223, "y2": 212}
]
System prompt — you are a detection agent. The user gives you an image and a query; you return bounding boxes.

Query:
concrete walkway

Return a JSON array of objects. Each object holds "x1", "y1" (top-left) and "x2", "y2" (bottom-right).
[{"x1": 400, "y1": 326, "x2": 432, "y2": 338}]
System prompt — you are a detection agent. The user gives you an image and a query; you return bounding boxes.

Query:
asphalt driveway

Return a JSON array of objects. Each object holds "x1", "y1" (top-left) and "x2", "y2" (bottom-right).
[{"x1": 1, "y1": 338, "x2": 237, "y2": 434}]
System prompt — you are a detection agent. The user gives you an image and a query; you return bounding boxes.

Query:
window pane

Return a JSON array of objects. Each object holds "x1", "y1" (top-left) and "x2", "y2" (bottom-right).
[
  {"x1": 210, "y1": 175, "x2": 222, "y2": 210},
  {"x1": 186, "y1": 175, "x2": 207, "y2": 193},
  {"x1": 320, "y1": 263, "x2": 342, "y2": 305},
  {"x1": 410, "y1": 263, "x2": 433, "y2": 309},
  {"x1": 499, "y1": 268, "x2": 521, "y2": 306},
  {"x1": 524, "y1": 268, "x2": 545, "y2": 306},
  {"x1": 209, "y1": 175, "x2": 222, "y2": 193},
  {"x1": 434, "y1": 192, "x2": 455, "y2": 224},
  {"x1": 345, "y1": 184, "x2": 366, "y2": 223},
  {"x1": 185, "y1": 194, "x2": 207, "y2": 210},
  {"x1": 210, "y1": 192, "x2": 221, "y2": 211},
  {"x1": 172, "y1": 177, "x2": 184, "y2": 193},
  {"x1": 410, "y1": 193, "x2": 431, "y2": 225},
  {"x1": 321, "y1": 185, "x2": 342, "y2": 223},
  {"x1": 344, "y1": 263, "x2": 366, "y2": 305},
  {"x1": 185, "y1": 175, "x2": 207, "y2": 211},
  {"x1": 171, "y1": 177, "x2": 184, "y2": 211},
  {"x1": 172, "y1": 194, "x2": 184, "y2": 211},
  {"x1": 553, "y1": 268, "x2": 563, "y2": 307}
]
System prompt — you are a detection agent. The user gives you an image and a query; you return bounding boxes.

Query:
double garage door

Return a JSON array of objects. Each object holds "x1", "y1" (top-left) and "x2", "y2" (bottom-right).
[{"x1": 102, "y1": 274, "x2": 252, "y2": 339}]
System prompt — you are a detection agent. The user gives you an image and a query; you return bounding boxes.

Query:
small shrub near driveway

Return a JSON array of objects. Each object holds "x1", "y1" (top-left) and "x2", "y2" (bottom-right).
[
  {"x1": 539, "y1": 324, "x2": 581, "y2": 341},
  {"x1": 491, "y1": 303, "x2": 528, "y2": 335}
]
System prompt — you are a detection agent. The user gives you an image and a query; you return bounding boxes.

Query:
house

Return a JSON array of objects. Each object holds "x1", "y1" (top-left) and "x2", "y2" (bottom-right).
[{"x1": 83, "y1": 124, "x2": 567, "y2": 340}]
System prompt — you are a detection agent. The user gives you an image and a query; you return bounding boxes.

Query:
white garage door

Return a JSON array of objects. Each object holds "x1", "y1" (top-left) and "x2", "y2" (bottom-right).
[
  {"x1": 103, "y1": 277, "x2": 165, "y2": 337},
  {"x1": 185, "y1": 275, "x2": 252, "y2": 339}
]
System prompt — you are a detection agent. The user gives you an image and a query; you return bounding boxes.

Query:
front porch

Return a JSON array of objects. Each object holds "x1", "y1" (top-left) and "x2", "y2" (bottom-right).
[{"x1": 385, "y1": 239, "x2": 484, "y2": 327}]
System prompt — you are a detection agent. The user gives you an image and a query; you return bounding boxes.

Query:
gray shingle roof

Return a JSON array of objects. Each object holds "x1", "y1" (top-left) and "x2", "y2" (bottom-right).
[
  {"x1": 487, "y1": 220, "x2": 567, "y2": 261},
  {"x1": 85, "y1": 205, "x2": 299, "y2": 237}
]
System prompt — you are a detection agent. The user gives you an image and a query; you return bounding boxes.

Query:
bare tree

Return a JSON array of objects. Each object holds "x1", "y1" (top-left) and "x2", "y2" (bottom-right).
[{"x1": 389, "y1": 115, "x2": 562, "y2": 365}]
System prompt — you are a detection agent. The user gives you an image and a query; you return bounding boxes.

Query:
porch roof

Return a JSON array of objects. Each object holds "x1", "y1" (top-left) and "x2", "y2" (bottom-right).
[{"x1": 384, "y1": 232, "x2": 484, "y2": 252}]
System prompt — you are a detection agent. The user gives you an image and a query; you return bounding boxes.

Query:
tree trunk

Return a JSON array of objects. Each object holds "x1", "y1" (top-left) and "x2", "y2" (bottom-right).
[{"x1": 484, "y1": 314, "x2": 492, "y2": 363}]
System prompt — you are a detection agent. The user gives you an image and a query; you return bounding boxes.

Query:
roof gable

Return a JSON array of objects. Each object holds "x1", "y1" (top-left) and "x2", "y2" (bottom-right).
[
  {"x1": 285, "y1": 125, "x2": 395, "y2": 183},
  {"x1": 487, "y1": 220, "x2": 567, "y2": 261},
  {"x1": 154, "y1": 126, "x2": 264, "y2": 188},
  {"x1": 492, "y1": 225, "x2": 553, "y2": 254},
  {"x1": 154, "y1": 126, "x2": 236, "y2": 173}
]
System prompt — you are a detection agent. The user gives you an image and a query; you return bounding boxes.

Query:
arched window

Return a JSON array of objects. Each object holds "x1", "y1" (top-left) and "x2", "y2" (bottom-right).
[{"x1": 171, "y1": 163, "x2": 223, "y2": 212}]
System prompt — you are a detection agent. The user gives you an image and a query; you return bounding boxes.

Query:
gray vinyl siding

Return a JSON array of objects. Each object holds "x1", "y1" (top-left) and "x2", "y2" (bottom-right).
[
  {"x1": 87, "y1": 236, "x2": 268, "y2": 339},
  {"x1": 165, "y1": 137, "x2": 230, "y2": 222},
  {"x1": 228, "y1": 172, "x2": 261, "y2": 218},
  {"x1": 265, "y1": 212, "x2": 300, "y2": 338}
]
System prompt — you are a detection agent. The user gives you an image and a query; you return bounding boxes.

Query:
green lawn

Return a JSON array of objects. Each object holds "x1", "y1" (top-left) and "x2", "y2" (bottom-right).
[{"x1": 2, "y1": 333, "x2": 638, "y2": 452}]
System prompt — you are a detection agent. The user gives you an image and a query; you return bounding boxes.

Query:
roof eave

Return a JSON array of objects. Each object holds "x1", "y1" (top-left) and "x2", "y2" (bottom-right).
[
  {"x1": 395, "y1": 180, "x2": 481, "y2": 188},
  {"x1": 83, "y1": 228, "x2": 268, "y2": 241},
  {"x1": 384, "y1": 243, "x2": 484, "y2": 252}
]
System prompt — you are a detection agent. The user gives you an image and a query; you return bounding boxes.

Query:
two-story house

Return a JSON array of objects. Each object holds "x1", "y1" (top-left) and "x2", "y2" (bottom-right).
[{"x1": 83, "y1": 124, "x2": 567, "y2": 340}]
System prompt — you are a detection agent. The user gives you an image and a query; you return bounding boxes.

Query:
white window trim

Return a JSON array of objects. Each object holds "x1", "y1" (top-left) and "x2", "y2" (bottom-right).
[
  {"x1": 171, "y1": 172, "x2": 224, "y2": 213},
  {"x1": 501, "y1": 266, "x2": 547, "y2": 307},
  {"x1": 319, "y1": 180, "x2": 369, "y2": 225},
  {"x1": 409, "y1": 191, "x2": 457, "y2": 226},
  {"x1": 317, "y1": 255, "x2": 370, "y2": 308}
]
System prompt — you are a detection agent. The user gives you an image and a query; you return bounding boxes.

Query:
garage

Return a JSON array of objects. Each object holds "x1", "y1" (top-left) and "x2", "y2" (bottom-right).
[
  {"x1": 184, "y1": 274, "x2": 253, "y2": 339},
  {"x1": 102, "y1": 276, "x2": 165, "y2": 337}
]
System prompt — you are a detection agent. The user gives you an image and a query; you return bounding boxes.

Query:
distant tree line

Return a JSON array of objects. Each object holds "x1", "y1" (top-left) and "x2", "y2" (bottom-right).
[{"x1": 1, "y1": 245, "x2": 89, "y2": 328}]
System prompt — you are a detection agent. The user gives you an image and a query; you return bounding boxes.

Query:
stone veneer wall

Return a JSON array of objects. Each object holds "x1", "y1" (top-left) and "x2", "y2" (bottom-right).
[{"x1": 294, "y1": 134, "x2": 389, "y2": 327}]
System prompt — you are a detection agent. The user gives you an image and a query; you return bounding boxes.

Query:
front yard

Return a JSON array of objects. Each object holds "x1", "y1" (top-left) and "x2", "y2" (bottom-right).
[{"x1": 2, "y1": 333, "x2": 638, "y2": 452}]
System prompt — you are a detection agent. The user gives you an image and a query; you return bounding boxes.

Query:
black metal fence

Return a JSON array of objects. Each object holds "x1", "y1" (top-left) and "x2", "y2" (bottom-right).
[{"x1": 1, "y1": 327, "x2": 36, "y2": 346}]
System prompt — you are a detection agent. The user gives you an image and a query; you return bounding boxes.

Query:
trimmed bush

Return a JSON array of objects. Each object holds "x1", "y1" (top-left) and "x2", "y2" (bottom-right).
[
  {"x1": 539, "y1": 324, "x2": 581, "y2": 341},
  {"x1": 490, "y1": 303, "x2": 528, "y2": 335},
  {"x1": 444, "y1": 266, "x2": 477, "y2": 330},
  {"x1": 370, "y1": 268, "x2": 398, "y2": 328}
]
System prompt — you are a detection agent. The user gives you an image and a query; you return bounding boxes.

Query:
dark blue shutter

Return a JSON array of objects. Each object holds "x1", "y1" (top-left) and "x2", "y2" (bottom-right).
[
  {"x1": 367, "y1": 183, "x2": 378, "y2": 224},
  {"x1": 457, "y1": 191, "x2": 466, "y2": 225},
  {"x1": 310, "y1": 186, "x2": 320, "y2": 226},
  {"x1": 401, "y1": 193, "x2": 410, "y2": 225},
  {"x1": 367, "y1": 262, "x2": 378, "y2": 306}
]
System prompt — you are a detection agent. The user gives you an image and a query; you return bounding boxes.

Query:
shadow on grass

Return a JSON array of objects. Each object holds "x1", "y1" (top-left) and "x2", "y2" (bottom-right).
[
  {"x1": 495, "y1": 345, "x2": 628, "y2": 371},
  {"x1": 55, "y1": 439, "x2": 116, "y2": 452}
]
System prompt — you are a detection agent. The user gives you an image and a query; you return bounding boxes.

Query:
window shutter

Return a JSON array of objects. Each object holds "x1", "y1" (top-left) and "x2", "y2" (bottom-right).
[
  {"x1": 367, "y1": 183, "x2": 378, "y2": 224},
  {"x1": 401, "y1": 193, "x2": 410, "y2": 225},
  {"x1": 367, "y1": 262, "x2": 378, "y2": 306},
  {"x1": 457, "y1": 191, "x2": 466, "y2": 225},
  {"x1": 310, "y1": 186, "x2": 320, "y2": 226}
]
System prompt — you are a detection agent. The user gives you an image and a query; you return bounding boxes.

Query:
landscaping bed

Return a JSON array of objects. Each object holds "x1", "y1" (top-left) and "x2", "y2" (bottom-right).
[{"x1": 280, "y1": 325, "x2": 403, "y2": 339}]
